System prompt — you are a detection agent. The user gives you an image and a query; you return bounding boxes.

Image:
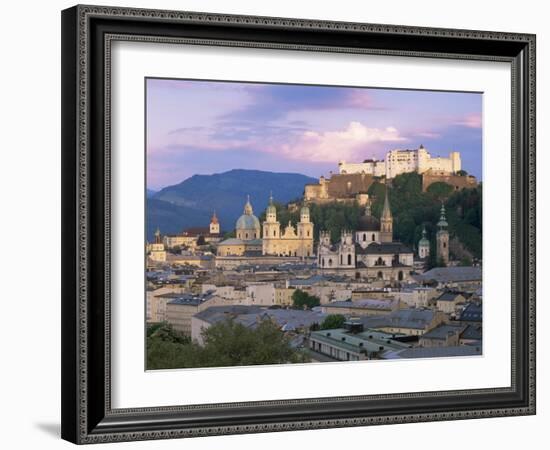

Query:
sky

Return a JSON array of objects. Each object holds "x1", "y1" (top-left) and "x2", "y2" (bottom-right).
[{"x1": 146, "y1": 78, "x2": 482, "y2": 190}]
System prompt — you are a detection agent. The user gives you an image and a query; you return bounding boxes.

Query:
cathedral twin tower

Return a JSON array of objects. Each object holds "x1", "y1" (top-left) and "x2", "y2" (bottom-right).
[{"x1": 262, "y1": 194, "x2": 314, "y2": 257}]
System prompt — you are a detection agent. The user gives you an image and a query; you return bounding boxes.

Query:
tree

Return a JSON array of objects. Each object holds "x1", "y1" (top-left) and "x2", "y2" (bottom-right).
[
  {"x1": 146, "y1": 318, "x2": 309, "y2": 369},
  {"x1": 427, "y1": 181, "x2": 454, "y2": 199},
  {"x1": 320, "y1": 314, "x2": 346, "y2": 330},
  {"x1": 196, "y1": 235, "x2": 206, "y2": 246},
  {"x1": 147, "y1": 322, "x2": 191, "y2": 344},
  {"x1": 292, "y1": 289, "x2": 321, "y2": 309},
  {"x1": 456, "y1": 169, "x2": 468, "y2": 176}
]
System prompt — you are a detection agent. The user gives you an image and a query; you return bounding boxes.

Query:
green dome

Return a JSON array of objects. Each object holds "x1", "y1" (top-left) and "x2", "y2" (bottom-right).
[{"x1": 236, "y1": 214, "x2": 260, "y2": 230}]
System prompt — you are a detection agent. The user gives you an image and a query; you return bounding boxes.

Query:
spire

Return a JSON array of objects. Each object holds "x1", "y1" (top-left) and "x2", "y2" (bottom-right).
[
  {"x1": 437, "y1": 203, "x2": 448, "y2": 229},
  {"x1": 364, "y1": 199, "x2": 372, "y2": 217},
  {"x1": 211, "y1": 210, "x2": 218, "y2": 224},
  {"x1": 269, "y1": 191, "x2": 273, "y2": 205},
  {"x1": 154, "y1": 226, "x2": 161, "y2": 244},
  {"x1": 382, "y1": 187, "x2": 392, "y2": 220},
  {"x1": 243, "y1": 195, "x2": 253, "y2": 215}
]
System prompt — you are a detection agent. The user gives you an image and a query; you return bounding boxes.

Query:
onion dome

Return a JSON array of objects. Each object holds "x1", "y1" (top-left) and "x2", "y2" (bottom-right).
[
  {"x1": 357, "y1": 206, "x2": 380, "y2": 231},
  {"x1": 419, "y1": 226, "x2": 430, "y2": 247},
  {"x1": 266, "y1": 192, "x2": 276, "y2": 216},
  {"x1": 437, "y1": 204, "x2": 448, "y2": 229}
]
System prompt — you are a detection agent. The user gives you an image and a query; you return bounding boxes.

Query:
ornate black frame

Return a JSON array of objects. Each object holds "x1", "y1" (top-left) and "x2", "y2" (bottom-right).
[{"x1": 61, "y1": 4, "x2": 536, "y2": 444}]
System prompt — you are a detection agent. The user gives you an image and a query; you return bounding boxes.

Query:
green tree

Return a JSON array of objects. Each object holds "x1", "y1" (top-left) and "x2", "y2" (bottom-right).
[
  {"x1": 427, "y1": 181, "x2": 454, "y2": 200},
  {"x1": 320, "y1": 314, "x2": 346, "y2": 330},
  {"x1": 292, "y1": 289, "x2": 321, "y2": 309},
  {"x1": 146, "y1": 319, "x2": 309, "y2": 369},
  {"x1": 147, "y1": 322, "x2": 191, "y2": 344}
]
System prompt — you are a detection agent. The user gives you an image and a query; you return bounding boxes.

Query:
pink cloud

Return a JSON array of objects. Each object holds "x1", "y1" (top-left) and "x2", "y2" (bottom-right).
[
  {"x1": 276, "y1": 121, "x2": 407, "y2": 163},
  {"x1": 455, "y1": 113, "x2": 482, "y2": 129}
]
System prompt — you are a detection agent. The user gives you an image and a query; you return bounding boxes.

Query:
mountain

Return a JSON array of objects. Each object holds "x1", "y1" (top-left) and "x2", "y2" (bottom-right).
[
  {"x1": 147, "y1": 169, "x2": 317, "y2": 241},
  {"x1": 146, "y1": 189, "x2": 157, "y2": 198}
]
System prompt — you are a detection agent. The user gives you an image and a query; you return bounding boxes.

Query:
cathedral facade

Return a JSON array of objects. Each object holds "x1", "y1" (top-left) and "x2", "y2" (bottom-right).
[{"x1": 262, "y1": 196, "x2": 314, "y2": 257}]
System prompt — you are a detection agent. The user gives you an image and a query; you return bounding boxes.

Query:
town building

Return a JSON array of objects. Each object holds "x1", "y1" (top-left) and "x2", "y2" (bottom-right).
[
  {"x1": 382, "y1": 345, "x2": 481, "y2": 360},
  {"x1": 308, "y1": 321, "x2": 412, "y2": 361},
  {"x1": 164, "y1": 212, "x2": 223, "y2": 250},
  {"x1": 359, "y1": 308, "x2": 446, "y2": 336},
  {"x1": 147, "y1": 227, "x2": 167, "y2": 262},
  {"x1": 164, "y1": 292, "x2": 221, "y2": 335},
  {"x1": 435, "y1": 291, "x2": 467, "y2": 314},
  {"x1": 262, "y1": 195, "x2": 314, "y2": 257},
  {"x1": 415, "y1": 266, "x2": 482, "y2": 290},
  {"x1": 320, "y1": 298, "x2": 402, "y2": 316}
]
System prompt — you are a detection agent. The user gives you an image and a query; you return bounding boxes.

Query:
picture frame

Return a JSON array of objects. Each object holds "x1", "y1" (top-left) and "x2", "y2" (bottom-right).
[{"x1": 61, "y1": 4, "x2": 536, "y2": 444}]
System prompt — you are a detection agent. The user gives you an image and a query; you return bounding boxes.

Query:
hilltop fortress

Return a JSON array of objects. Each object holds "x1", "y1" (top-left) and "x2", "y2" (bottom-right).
[
  {"x1": 338, "y1": 145, "x2": 461, "y2": 178},
  {"x1": 305, "y1": 145, "x2": 477, "y2": 204}
]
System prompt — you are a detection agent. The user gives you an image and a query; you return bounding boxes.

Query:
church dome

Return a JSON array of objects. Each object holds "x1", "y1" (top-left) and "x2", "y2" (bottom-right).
[
  {"x1": 236, "y1": 214, "x2": 260, "y2": 230},
  {"x1": 236, "y1": 195, "x2": 260, "y2": 231},
  {"x1": 357, "y1": 214, "x2": 380, "y2": 231}
]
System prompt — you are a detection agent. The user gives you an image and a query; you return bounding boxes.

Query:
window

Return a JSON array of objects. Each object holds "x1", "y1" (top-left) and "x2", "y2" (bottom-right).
[
  {"x1": 362, "y1": 234, "x2": 366, "y2": 242},
  {"x1": 273, "y1": 230, "x2": 276, "y2": 237},
  {"x1": 372, "y1": 233, "x2": 376, "y2": 241},
  {"x1": 347, "y1": 254, "x2": 352, "y2": 265}
]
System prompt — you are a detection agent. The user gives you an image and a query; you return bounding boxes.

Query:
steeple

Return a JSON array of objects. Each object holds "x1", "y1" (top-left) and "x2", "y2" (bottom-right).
[
  {"x1": 436, "y1": 203, "x2": 449, "y2": 265},
  {"x1": 154, "y1": 227, "x2": 162, "y2": 244},
  {"x1": 243, "y1": 195, "x2": 253, "y2": 215},
  {"x1": 265, "y1": 192, "x2": 277, "y2": 223},
  {"x1": 437, "y1": 203, "x2": 448, "y2": 229},
  {"x1": 209, "y1": 210, "x2": 220, "y2": 235},
  {"x1": 210, "y1": 210, "x2": 218, "y2": 224},
  {"x1": 382, "y1": 187, "x2": 392, "y2": 220},
  {"x1": 379, "y1": 186, "x2": 393, "y2": 242}
]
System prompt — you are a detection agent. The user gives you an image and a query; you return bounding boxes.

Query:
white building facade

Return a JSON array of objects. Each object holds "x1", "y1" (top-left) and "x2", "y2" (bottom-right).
[{"x1": 338, "y1": 146, "x2": 461, "y2": 179}]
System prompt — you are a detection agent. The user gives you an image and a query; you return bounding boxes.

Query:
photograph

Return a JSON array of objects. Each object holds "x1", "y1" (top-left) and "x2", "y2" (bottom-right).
[{"x1": 145, "y1": 78, "x2": 483, "y2": 370}]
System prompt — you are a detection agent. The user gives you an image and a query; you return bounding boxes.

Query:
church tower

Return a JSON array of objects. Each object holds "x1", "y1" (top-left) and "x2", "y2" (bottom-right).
[
  {"x1": 338, "y1": 230, "x2": 355, "y2": 268},
  {"x1": 418, "y1": 226, "x2": 430, "y2": 259},
  {"x1": 262, "y1": 193, "x2": 281, "y2": 255},
  {"x1": 209, "y1": 211, "x2": 220, "y2": 235},
  {"x1": 379, "y1": 187, "x2": 393, "y2": 243},
  {"x1": 297, "y1": 205, "x2": 314, "y2": 257},
  {"x1": 436, "y1": 204, "x2": 449, "y2": 265}
]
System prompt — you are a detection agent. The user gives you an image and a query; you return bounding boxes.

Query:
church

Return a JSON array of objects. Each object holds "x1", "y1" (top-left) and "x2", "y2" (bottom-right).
[
  {"x1": 216, "y1": 196, "x2": 263, "y2": 256},
  {"x1": 216, "y1": 195, "x2": 315, "y2": 258},
  {"x1": 317, "y1": 189, "x2": 414, "y2": 281},
  {"x1": 262, "y1": 195, "x2": 314, "y2": 257}
]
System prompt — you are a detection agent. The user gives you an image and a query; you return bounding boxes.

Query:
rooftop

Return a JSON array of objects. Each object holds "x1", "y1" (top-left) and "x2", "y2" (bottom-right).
[
  {"x1": 382, "y1": 345, "x2": 481, "y2": 360},
  {"x1": 458, "y1": 302, "x2": 483, "y2": 322},
  {"x1": 421, "y1": 323, "x2": 466, "y2": 340},
  {"x1": 417, "y1": 266, "x2": 482, "y2": 283},
  {"x1": 324, "y1": 298, "x2": 397, "y2": 310},
  {"x1": 310, "y1": 328, "x2": 411, "y2": 355}
]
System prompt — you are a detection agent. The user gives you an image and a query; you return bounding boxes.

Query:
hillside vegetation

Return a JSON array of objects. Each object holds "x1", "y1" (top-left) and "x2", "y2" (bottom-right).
[{"x1": 260, "y1": 172, "x2": 482, "y2": 261}]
